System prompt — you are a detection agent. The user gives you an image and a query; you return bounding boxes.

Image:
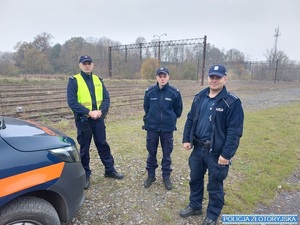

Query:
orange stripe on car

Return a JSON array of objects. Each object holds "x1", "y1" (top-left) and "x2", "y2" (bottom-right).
[
  {"x1": 26, "y1": 120, "x2": 58, "y2": 136},
  {"x1": 0, "y1": 162, "x2": 65, "y2": 198}
]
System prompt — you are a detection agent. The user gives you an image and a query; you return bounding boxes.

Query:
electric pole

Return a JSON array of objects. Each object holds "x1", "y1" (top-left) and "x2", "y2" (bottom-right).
[
  {"x1": 273, "y1": 26, "x2": 280, "y2": 83},
  {"x1": 153, "y1": 33, "x2": 167, "y2": 67},
  {"x1": 273, "y1": 26, "x2": 280, "y2": 63}
]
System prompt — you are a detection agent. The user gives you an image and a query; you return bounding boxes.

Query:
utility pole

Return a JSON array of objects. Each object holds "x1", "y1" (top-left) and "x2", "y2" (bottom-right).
[
  {"x1": 273, "y1": 26, "x2": 280, "y2": 63},
  {"x1": 153, "y1": 33, "x2": 167, "y2": 67},
  {"x1": 201, "y1": 35, "x2": 207, "y2": 85},
  {"x1": 273, "y1": 26, "x2": 280, "y2": 82}
]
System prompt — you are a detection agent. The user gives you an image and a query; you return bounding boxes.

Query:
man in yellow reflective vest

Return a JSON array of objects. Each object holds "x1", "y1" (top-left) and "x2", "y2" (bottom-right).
[{"x1": 67, "y1": 55, "x2": 124, "y2": 189}]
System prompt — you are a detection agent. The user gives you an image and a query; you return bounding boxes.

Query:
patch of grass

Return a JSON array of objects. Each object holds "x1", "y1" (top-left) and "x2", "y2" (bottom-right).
[{"x1": 223, "y1": 103, "x2": 300, "y2": 213}]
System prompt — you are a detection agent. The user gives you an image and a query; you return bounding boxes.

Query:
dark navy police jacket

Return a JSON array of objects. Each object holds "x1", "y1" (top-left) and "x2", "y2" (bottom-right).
[
  {"x1": 182, "y1": 86, "x2": 244, "y2": 160},
  {"x1": 143, "y1": 82, "x2": 183, "y2": 132}
]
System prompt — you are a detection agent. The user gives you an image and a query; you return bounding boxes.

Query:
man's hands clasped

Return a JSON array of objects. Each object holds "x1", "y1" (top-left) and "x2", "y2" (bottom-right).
[{"x1": 88, "y1": 110, "x2": 102, "y2": 120}]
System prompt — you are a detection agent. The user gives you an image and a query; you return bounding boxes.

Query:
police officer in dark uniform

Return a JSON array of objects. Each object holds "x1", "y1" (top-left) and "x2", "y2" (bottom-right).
[
  {"x1": 179, "y1": 64, "x2": 244, "y2": 225},
  {"x1": 143, "y1": 67, "x2": 183, "y2": 190},
  {"x1": 67, "y1": 55, "x2": 124, "y2": 190}
]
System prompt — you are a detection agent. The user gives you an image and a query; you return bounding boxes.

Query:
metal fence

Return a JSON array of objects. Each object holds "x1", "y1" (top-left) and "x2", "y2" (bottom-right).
[
  {"x1": 108, "y1": 36, "x2": 207, "y2": 82},
  {"x1": 106, "y1": 37, "x2": 300, "y2": 82}
]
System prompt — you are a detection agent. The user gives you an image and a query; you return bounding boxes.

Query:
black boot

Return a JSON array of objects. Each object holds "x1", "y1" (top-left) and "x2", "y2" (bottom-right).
[
  {"x1": 179, "y1": 206, "x2": 202, "y2": 218},
  {"x1": 143, "y1": 176, "x2": 156, "y2": 188},
  {"x1": 84, "y1": 176, "x2": 90, "y2": 190},
  {"x1": 163, "y1": 178, "x2": 172, "y2": 190},
  {"x1": 202, "y1": 217, "x2": 217, "y2": 225}
]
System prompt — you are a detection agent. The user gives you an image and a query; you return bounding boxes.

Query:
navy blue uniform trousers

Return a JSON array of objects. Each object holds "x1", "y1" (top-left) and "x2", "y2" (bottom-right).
[
  {"x1": 146, "y1": 130, "x2": 173, "y2": 179},
  {"x1": 188, "y1": 142, "x2": 229, "y2": 220},
  {"x1": 76, "y1": 118, "x2": 115, "y2": 178}
]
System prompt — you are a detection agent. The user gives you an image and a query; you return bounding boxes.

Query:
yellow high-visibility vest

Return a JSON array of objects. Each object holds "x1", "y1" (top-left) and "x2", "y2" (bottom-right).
[{"x1": 74, "y1": 74, "x2": 103, "y2": 111}]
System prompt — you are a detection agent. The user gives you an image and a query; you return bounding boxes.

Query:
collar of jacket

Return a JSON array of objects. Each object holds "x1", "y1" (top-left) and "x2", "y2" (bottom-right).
[
  {"x1": 156, "y1": 82, "x2": 169, "y2": 91},
  {"x1": 80, "y1": 71, "x2": 93, "y2": 80},
  {"x1": 197, "y1": 86, "x2": 228, "y2": 101}
]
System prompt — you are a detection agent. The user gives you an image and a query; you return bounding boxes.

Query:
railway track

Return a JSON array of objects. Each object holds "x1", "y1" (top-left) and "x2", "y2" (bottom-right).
[{"x1": 0, "y1": 81, "x2": 199, "y2": 122}]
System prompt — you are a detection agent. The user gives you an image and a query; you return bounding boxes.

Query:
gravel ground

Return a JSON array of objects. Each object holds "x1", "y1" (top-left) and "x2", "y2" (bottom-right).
[
  {"x1": 254, "y1": 166, "x2": 300, "y2": 215},
  {"x1": 69, "y1": 81, "x2": 300, "y2": 225}
]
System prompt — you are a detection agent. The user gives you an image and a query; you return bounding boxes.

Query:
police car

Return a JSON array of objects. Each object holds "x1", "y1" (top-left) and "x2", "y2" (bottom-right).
[{"x1": 0, "y1": 116, "x2": 85, "y2": 225}]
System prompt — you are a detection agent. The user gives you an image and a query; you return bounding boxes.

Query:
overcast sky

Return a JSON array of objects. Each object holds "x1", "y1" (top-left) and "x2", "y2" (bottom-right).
[{"x1": 1, "y1": 0, "x2": 299, "y2": 61}]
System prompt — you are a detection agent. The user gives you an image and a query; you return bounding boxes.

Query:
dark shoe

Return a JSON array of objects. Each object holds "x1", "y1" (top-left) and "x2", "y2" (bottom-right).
[
  {"x1": 84, "y1": 177, "x2": 90, "y2": 190},
  {"x1": 143, "y1": 176, "x2": 156, "y2": 188},
  {"x1": 179, "y1": 206, "x2": 202, "y2": 218},
  {"x1": 163, "y1": 178, "x2": 172, "y2": 190},
  {"x1": 202, "y1": 217, "x2": 216, "y2": 225},
  {"x1": 105, "y1": 171, "x2": 124, "y2": 179}
]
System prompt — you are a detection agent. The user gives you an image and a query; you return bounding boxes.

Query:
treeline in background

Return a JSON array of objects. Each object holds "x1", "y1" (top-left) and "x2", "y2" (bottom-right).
[{"x1": 0, "y1": 32, "x2": 299, "y2": 82}]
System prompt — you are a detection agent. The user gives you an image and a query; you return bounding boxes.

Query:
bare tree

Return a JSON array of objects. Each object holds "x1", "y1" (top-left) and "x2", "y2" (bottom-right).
[{"x1": 32, "y1": 32, "x2": 53, "y2": 51}]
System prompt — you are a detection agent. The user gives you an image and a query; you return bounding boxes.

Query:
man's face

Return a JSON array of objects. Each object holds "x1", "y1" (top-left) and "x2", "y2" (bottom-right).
[
  {"x1": 79, "y1": 61, "x2": 94, "y2": 74},
  {"x1": 208, "y1": 75, "x2": 227, "y2": 91},
  {"x1": 156, "y1": 73, "x2": 169, "y2": 87}
]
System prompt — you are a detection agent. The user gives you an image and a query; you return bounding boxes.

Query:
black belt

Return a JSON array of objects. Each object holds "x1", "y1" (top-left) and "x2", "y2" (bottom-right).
[{"x1": 193, "y1": 136, "x2": 211, "y2": 149}]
